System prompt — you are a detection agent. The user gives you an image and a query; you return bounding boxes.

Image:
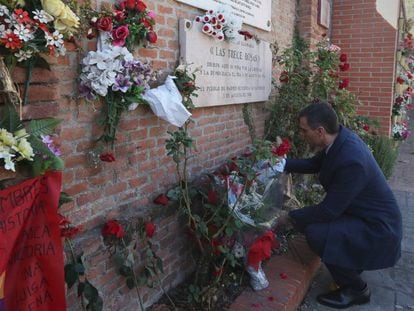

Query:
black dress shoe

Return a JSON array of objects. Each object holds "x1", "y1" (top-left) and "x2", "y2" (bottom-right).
[{"x1": 316, "y1": 286, "x2": 371, "y2": 309}]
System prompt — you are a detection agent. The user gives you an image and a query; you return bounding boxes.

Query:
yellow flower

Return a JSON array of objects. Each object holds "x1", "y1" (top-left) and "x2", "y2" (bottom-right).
[
  {"x1": 41, "y1": 0, "x2": 79, "y2": 33},
  {"x1": 41, "y1": 0, "x2": 65, "y2": 18},
  {"x1": 0, "y1": 129, "x2": 17, "y2": 147},
  {"x1": 14, "y1": 128, "x2": 28, "y2": 139},
  {"x1": 54, "y1": 7, "x2": 79, "y2": 33},
  {"x1": 14, "y1": 138, "x2": 34, "y2": 161}
]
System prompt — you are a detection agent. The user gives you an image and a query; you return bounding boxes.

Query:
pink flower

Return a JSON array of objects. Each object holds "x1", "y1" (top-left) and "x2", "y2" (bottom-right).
[
  {"x1": 147, "y1": 10, "x2": 156, "y2": 19},
  {"x1": 112, "y1": 25, "x2": 129, "y2": 46}
]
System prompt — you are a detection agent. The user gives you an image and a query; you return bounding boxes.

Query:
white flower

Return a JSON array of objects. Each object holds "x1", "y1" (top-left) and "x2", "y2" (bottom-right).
[
  {"x1": 1, "y1": 153, "x2": 16, "y2": 172},
  {"x1": 54, "y1": 44, "x2": 66, "y2": 56},
  {"x1": 14, "y1": 49, "x2": 34, "y2": 62},
  {"x1": 32, "y1": 9, "x2": 54, "y2": 23},
  {"x1": 0, "y1": 5, "x2": 10, "y2": 17},
  {"x1": 13, "y1": 24, "x2": 33, "y2": 42},
  {"x1": 51, "y1": 30, "x2": 64, "y2": 46},
  {"x1": 128, "y1": 102, "x2": 139, "y2": 111}
]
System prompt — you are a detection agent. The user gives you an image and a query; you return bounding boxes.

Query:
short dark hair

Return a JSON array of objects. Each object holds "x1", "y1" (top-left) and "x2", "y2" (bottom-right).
[{"x1": 299, "y1": 102, "x2": 339, "y2": 134}]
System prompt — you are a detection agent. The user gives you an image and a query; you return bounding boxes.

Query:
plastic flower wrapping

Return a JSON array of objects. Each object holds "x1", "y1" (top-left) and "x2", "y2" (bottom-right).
[{"x1": 194, "y1": 8, "x2": 242, "y2": 41}]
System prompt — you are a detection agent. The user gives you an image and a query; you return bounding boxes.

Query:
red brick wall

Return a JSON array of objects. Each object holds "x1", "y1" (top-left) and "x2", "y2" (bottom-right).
[
  {"x1": 10, "y1": 0, "x2": 298, "y2": 309},
  {"x1": 297, "y1": 0, "x2": 329, "y2": 48},
  {"x1": 331, "y1": 0, "x2": 399, "y2": 135}
]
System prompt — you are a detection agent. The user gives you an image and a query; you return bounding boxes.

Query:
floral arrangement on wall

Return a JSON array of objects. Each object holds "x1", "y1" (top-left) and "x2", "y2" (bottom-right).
[
  {"x1": 195, "y1": 8, "x2": 241, "y2": 41},
  {"x1": 0, "y1": 103, "x2": 63, "y2": 178},
  {"x1": 79, "y1": 0, "x2": 158, "y2": 145},
  {"x1": 0, "y1": 0, "x2": 79, "y2": 105}
]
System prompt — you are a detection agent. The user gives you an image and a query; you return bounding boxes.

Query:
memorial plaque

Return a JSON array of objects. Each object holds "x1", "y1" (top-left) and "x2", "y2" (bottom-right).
[
  {"x1": 179, "y1": 19, "x2": 272, "y2": 107},
  {"x1": 175, "y1": 0, "x2": 271, "y2": 31}
]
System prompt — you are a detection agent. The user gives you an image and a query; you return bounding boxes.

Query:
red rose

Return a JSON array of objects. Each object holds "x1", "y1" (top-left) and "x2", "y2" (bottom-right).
[
  {"x1": 238, "y1": 30, "x2": 253, "y2": 39},
  {"x1": 154, "y1": 194, "x2": 169, "y2": 205},
  {"x1": 339, "y1": 53, "x2": 347, "y2": 62},
  {"x1": 279, "y1": 70, "x2": 289, "y2": 83},
  {"x1": 338, "y1": 78, "x2": 350, "y2": 89},
  {"x1": 141, "y1": 18, "x2": 151, "y2": 28},
  {"x1": 362, "y1": 124, "x2": 370, "y2": 132},
  {"x1": 321, "y1": 32, "x2": 327, "y2": 37},
  {"x1": 146, "y1": 31, "x2": 157, "y2": 43},
  {"x1": 272, "y1": 138, "x2": 290, "y2": 157},
  {"x1": 339, "y1": 63, "x2": 350, "y2": 72},
  {"x1": 114, "y1": 10, "x2": 126, "y2": 22},
  {"x1": 112, "y1": 25, "x2": 129, "y2": 46},
  {"x1": 136, "y1": 1, "x2": 147, "y2": 12},
  {"x1": 125, "y1": 0, "x2": 135, "y2": 9},
  {"x1": 280, "y1": 272, "x2": 288, "y2": 279},
  {"x1": 207, "y1": 190, "x2": 218, "y2": 205},
  {"x1": 100, "y1": 152, "x2": 116, "y2": 162},
  {"x1": 97, "y1": 16, "x2": 113, "y2": 32},
  {"x1": 102, "y1": 220, "x2": 125, "y2": 238},
  {"x1": 145, "y1": 222, "x2": 156, "y2": 238},
  {"x1": 396, "y1": 76, "x2": 405, "y2": 84}
]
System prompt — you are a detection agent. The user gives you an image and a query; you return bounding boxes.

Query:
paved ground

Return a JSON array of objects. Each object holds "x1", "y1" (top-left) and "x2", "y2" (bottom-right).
[{"x1": 299, "y1": 120, "x2": 414, "y2": 311}]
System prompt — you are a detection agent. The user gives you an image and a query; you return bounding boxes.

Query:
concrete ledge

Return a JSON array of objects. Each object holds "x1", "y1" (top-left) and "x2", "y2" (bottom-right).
[{"x1": 228, "y1": 235, "x2": 321, "y2": 311}]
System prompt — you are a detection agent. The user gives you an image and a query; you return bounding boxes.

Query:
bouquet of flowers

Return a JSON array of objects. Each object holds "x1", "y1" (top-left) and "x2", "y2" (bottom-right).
[
  {"x1": 0, "y1": 104, "x2": 63, "y2": 177},
  {"x1": 195, "y1": 8, "x2": 241, "y2": 41},
  {"x1": 392, "y1": 121, "x2": 411, "y2": 141},
  {"x1": 79, "y1": 45, "x2": 155, "y2": 142},
  {"x1": 86, "y1": 0, "x2": 157, "y2": 50},
  {"x1": 0, "y1": 0, "x2": 79, "y2": 104}
]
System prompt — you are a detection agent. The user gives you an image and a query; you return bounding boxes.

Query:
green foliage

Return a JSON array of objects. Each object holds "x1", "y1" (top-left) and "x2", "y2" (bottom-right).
[
  {"x1": 64, "y1": 253, "x2": 103, "y2": 311},
  {"x1": 366, "y1": 135, "x2": 399, "y2": 178},
  {"x1": 266, "y1": 34, "x2": 363, "y2": 158}
]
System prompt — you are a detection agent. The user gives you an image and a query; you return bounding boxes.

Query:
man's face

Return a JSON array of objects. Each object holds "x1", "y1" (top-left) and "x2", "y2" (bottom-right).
[{"x1": 299, "y1": 117, "x2": 325, "y2": 150}]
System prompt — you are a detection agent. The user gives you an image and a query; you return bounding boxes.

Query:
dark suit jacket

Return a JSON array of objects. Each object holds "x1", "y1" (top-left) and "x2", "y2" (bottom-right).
[{"x1": 286, "y1": 126, "x2": 402, "y2": 270}]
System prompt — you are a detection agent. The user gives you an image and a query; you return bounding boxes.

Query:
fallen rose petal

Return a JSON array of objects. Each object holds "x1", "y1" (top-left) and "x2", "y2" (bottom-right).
[
  {"x1": 280, "y1": 272, "x2": 288, "y2": 279},
  {"x1": 267, "y1": 296, "x2": 275, "y2": 301}
]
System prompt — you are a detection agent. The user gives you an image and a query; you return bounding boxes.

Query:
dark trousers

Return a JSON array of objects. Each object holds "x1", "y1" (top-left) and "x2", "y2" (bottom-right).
[{"x1": 304, "y1": 223, "x2": 367, "y2": 291}]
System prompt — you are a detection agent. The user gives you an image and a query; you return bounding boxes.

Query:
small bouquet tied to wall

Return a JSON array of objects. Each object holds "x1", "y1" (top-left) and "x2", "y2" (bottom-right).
[
  {"x1": 79, "y1": 0, "x2": 158, "y2": 145},
  {"x1": 85, "y1": 0, "x2": 157, "y2": 49},
  {"x1": 0, "y1": 0, "x2": 80, "y2": 105},
  {"x1": 194, "y1": 7, "x2": 242, "y2": 41}
]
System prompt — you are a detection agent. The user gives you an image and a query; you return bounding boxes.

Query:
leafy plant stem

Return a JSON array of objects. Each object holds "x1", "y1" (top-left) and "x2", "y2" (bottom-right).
[
  {"x1": 22, "y1": 59, "x2": 34, "y2": 106},
  {"x1": 121, "y1": 239, "x2": 145, "y2": 311},
  {"x1": 66, "y1": 239, "x2": 87, "y2": 311}
]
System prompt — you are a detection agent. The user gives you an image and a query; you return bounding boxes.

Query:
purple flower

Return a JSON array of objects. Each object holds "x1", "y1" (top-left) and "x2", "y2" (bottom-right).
[
  {"x1": 79, "y1": 83, "x2": 96, "y2": 101},
  {"x1": 41, "y1": 135, "x2": 62, "y2": 156},
  {"x1": 112, "y1": 74, "x2": 132, "y2": 93},
  {"x1": 402, "y1": 130, "x2": 411, "y2": 139}
]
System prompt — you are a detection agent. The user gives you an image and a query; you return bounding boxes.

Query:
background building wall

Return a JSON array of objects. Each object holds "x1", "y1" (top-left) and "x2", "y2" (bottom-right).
[
  {"x1": 11, "y1": 0, "x2": 298, "y2": 309},
  {"x1": 330, "y1": 0, "x2": 400, "y2": 134}
]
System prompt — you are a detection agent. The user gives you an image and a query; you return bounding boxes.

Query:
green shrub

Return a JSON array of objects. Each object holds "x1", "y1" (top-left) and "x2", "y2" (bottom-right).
[{"x1": 367, "y1": 135, "x2": 399, "y2": 179}]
